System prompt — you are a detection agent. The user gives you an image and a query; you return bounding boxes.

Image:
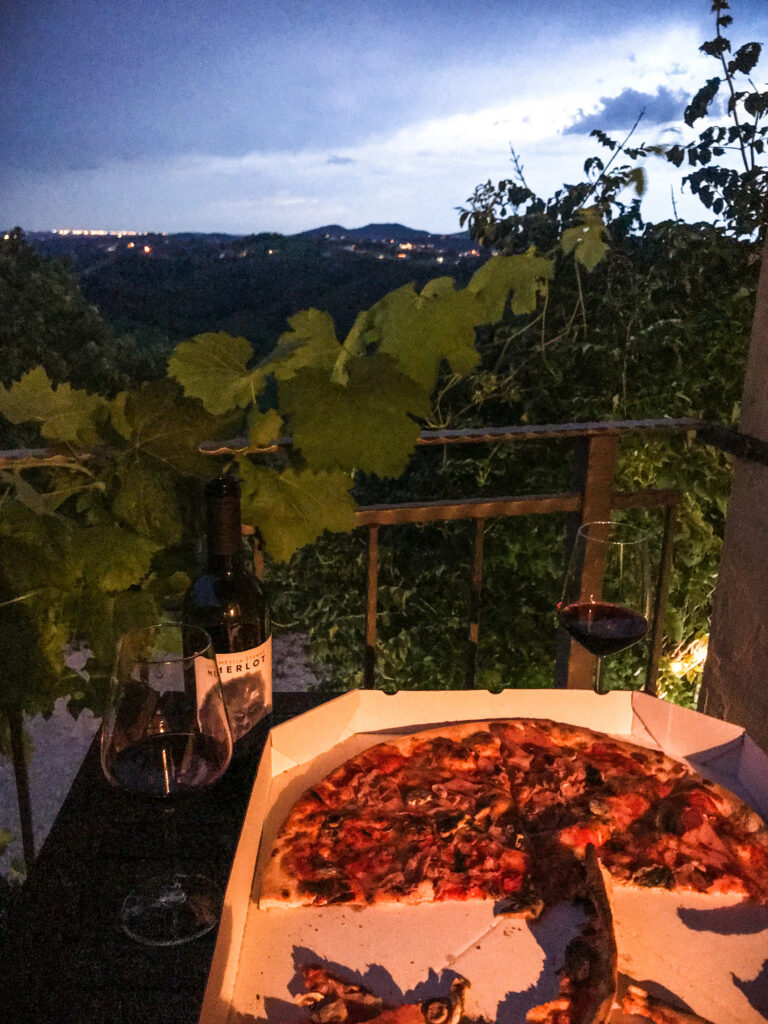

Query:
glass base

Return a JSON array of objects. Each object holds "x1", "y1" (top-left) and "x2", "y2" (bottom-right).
[{"x1": 120, "y1": 872, "x2": 221, "y2": 946}]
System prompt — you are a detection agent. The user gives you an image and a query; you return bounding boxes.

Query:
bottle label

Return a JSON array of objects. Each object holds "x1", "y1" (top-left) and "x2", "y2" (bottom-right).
[{"x1": 215, "y1": 637, "x2": 272, "y2": 741}]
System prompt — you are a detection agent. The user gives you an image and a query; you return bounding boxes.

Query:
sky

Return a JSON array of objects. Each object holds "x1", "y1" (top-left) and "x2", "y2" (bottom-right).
[{"x1": 3, "y1": 0, "x2": 768, "y2": 236}]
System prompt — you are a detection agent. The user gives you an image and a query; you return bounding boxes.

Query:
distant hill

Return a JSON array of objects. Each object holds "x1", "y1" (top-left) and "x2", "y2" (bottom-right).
[
  {"x1": 24, "y1": 223, "x2": 486, "y2": 360},
  {"x1": 298, "y1": 222, "x2": 471, "y2": 249}
]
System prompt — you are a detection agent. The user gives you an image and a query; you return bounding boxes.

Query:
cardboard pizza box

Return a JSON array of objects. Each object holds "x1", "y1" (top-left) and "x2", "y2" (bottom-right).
[{"x1": 199, "y1": 689, "x2": 768, "y2": 1024}]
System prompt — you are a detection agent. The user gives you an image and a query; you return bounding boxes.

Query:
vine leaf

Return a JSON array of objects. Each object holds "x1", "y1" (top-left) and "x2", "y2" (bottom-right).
[
  {"x1": 238, "y1": 462, "x2": 356, "y2": 562},
  {"x1": 66, "y1": 524, "x2": 158, "y2": 593},
  {"x1": 119, "y1": 379, "x2": 239, "y2": 475},
  {"x1": 168, "y1": 332, "x2": 260, "y2": 414},
  {"x1": 684, "y1": 76, "x2": 721, "y2": 126},
  {"x1": 278, "y1": 354, "x2": 431, "y2": 477},
  {"x1": 560, "y1": 207, "x2": 610, "y2": 271},
  {"x1": 477, "y1": 250, "x2": 554, "y2": 315},
  {"x1": 264, "y1": 309, "x2": 341, "y2": 380},
  {"x1": 82, "y1": 589, "x2": 161, "y2": 672},
  {"x1": 343, "y1": 254, "x2": 553, "y2": 391},
  {"x1": 247, "y1": 408, "x2": 284, "y2": 447},
  {"x1": 0, "y1": 366, "x2": 106, "y2": 444},
  {"x1": 0, "y1": 471, "x2": 90, "y2": 516},
  {"x1": 113, "y1": 459, "x2": 183, "y2": 546},
  {"x1": 728, "y1": 41, "x2": 761, "y2": 75}
]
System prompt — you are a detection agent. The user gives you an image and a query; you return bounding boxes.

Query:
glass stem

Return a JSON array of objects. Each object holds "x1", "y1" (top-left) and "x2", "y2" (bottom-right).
[{"x1": 594, "y1": 657, "x2": 606, "y2": 695}]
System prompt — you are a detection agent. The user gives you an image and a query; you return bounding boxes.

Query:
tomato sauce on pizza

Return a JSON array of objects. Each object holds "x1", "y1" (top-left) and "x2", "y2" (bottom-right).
[{"x1": 259, "y1": 718, "x2": 768, "y2": 912}]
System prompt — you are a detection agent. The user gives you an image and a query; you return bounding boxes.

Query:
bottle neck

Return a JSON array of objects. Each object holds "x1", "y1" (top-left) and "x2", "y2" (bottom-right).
[
  {"x1": 206, "y1": 492, "x2": 244, "y2": 571},
  {"x1": 206, "y1": 549, "x2": 244, "y2": 573}
]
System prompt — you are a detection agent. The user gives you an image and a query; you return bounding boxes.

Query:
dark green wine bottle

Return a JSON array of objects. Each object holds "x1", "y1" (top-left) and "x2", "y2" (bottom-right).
[{"x1": 183, "y1": 475, "x2": 272, "y2": 742}]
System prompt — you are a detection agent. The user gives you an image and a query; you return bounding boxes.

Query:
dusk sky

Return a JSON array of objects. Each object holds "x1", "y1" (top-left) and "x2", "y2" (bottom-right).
[{"x1": 3, "y1": 0, "x2": 767, "y2": 235}]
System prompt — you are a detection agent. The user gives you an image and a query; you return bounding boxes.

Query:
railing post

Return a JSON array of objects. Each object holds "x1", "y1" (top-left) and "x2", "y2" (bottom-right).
[
  {"x1": 363, "y1": 526, "x2": 379, "y2": 689},
  {"x1": 555, "y1": 435, "x2": 619, "y2": 689},
  {"x1": 465, "y1": 519, "x2": 486, "y2": 689},
  {"x1": 644, "y1": 502, "x2": 677, "y2": 695}
]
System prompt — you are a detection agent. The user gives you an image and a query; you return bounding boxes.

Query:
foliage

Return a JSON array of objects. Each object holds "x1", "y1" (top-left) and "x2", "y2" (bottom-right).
[
  {"x1": 0, "y1": 229, "x2": 161, "y2": 416},
  {"x1": 0, "y1": 256, "x2": 547, "y2": 717},
  {"x1": 587, "y1": 1, "x2": 768, "y2": 239}
]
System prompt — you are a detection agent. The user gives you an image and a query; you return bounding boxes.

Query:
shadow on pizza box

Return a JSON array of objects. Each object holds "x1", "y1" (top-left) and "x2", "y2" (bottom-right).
[{"x1": 200, "y1": 689, "x2": 768, "y2": 1024}]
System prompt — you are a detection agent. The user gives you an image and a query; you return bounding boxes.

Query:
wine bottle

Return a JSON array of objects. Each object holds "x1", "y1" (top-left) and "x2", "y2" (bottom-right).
[{"x1": 183, "y1": 475, "x2": 272, "y2": 743}]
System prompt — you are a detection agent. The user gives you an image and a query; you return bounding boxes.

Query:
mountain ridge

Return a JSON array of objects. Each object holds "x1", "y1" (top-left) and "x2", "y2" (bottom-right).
[{"x1": 296, "y1": 222, "x2": 470, "y2": 243}]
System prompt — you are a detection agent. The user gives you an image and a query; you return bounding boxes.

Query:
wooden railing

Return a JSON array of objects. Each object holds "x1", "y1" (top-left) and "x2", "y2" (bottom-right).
[
  {"x1": 352, "y1": 421, "x2": 693, "y2": 691},
  {"x1": 212, "y1": 417, "x2": 707, "y2": 692},
  {"x1": 2, "y1": 417, "x2": 716, "y2": 698}
]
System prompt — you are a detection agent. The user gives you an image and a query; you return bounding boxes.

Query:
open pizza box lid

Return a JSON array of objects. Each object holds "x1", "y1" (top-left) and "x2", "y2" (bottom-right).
[{"x1": 200, "y1": 689, "x2": 768, "y2": 1024}]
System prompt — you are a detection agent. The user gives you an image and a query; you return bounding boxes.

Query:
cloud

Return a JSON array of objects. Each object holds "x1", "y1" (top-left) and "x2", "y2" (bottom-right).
[
  {"x1": 563, "y1": 86, "x2": 688, "y2": 135},
  {"x1": 326, "y1": 155, "x2": 355, "y2": 165}
]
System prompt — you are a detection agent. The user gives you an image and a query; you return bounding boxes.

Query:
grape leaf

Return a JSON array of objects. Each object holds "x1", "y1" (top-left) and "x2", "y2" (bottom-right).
[
  {"x1": 263, "y1": 309, "x2": 341, "y2": 380},
  {"x1": 238, "y1": 462, "x2": 356, "y2": 562},
  {"x1": 0, "y1": 503, "x2": 69, "y2": 588},
  {"x1": 278, "y1": 354, "x2": 431, "y2": 477},
  {"x1": 109, "y1": 391, "x2": 132, "y2": 440},
  {"x1": 113, "y1": 458, "x2": 183, "y2": 546},
  {"x1": 0, "y1": 586, "x2": 61, "y2": 709},
  {"x1": 247, "y1": 408, "x2": 284, "y2": 447},
  {"x1": 0, "y1": 366, "x2": 106, "y2": 444},
  {"x1": 65, "y1": 524, "x2": 158, "y2": 593},
  {"x1": 355, "y1": 281, "x2": 480, "y2": 390},
  {"x1": 470, "y1": 250, "x2": 554, "y2": 316},
  {"x1": 80, "y1": 588, "x2": 160, "y2": 674},
  {"x1": 331, "y1": 311, "x2": 373, "y2": 384},
  {"x1": 338, "y1": 255, "x2": 551, "y2": 393},
  {"x1": 120, "y1": 379, "x2": 240, "y2": 475},
  {"x1": 168, "y1": 332, "x2": 262, "y2": 414},
  {"x1": 0, "y1": 470, "x2": 91, "y2": 516},
  {"x1": 560, "y1": 207, "x2": 610, "y2": 271}
]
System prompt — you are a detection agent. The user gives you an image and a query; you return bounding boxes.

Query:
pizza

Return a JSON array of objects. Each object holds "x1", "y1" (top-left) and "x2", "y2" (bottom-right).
[
  {"x1": 525, "y1": 846, "x2": 617, "y2": 1024},
  {"x1": 290, "y1": 968, "x2": 469, "y2": 1024},
  {"x1": 621, "y1": 985, "x2": 715, "y2": 1024},
  {"x1": 259, "y1": 718, "x2": 768, "y2": 911},
  {"x1": 285, "y1": 847, "x2": 615, "y2": 1024}
]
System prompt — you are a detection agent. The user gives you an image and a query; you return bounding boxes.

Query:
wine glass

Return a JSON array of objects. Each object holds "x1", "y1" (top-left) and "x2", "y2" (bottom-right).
[
  {"x1": 100, "y1": 623, "x2": 233, "y2": 945},
  {"x1": 558, "y1": 520, "x2": 651, "y2": 694}
]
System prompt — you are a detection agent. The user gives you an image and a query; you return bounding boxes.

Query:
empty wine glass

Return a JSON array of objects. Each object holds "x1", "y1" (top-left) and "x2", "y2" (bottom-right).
[
  {"x1": 100, "y1": 623, "x2": 233, "y2": 945},
  {"x1": 558, "y1": 520, "x2": 651, "y2": 694}
]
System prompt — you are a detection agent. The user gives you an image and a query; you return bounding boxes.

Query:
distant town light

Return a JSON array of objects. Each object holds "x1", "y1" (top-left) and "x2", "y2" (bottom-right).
[
  {"x1": 127, "y1": 242, "x2": 135, "y2": 248},
  {"x1": 53, "y1": 228, "x2": 143, "y2": 237},
  {"x1": 143, "y1": 245, "x2": 151, "y2": 253}
]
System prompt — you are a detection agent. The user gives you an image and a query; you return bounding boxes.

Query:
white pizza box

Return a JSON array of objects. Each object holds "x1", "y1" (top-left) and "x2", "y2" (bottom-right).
[{"x1": 199, "y1": 688, "x2": 768, "y2": 1024}]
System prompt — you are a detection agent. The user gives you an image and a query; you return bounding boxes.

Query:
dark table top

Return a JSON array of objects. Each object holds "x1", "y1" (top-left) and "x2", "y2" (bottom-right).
[{"x1": 0, "y1": 691, "x2": 324, "y2": 1024}]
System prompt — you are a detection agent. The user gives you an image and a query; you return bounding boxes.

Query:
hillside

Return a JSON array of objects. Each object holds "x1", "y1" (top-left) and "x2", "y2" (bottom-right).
[{"x1": 27, "y1": 225, "x2": 484, "y2": 358}]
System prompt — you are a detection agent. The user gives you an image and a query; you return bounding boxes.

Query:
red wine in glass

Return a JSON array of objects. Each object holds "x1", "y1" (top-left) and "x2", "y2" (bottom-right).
[
  {"x1": 559, "y1": 521, "x2": 651, "y2": 693},
  {"x1": 558, "y1": 600, "x2": 649, "y2": 658}
]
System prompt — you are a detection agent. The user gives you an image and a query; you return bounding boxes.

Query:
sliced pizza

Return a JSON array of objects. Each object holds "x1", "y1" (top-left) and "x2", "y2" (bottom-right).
[{"x1": 259, "y1": 718, "x2": 768, "y2": 911}]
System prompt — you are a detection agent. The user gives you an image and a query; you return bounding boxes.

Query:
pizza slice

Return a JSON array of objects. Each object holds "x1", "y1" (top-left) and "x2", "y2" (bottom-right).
[
  {"x1": 526, "y1": 846, "x2": 617, "y2": 1024},
  {"x1": 621, "y1": 984, "x2": 715, "y2": 1024},
  {"x1": 291, "y1": 967, "x2": 469, "y2": 1024}
]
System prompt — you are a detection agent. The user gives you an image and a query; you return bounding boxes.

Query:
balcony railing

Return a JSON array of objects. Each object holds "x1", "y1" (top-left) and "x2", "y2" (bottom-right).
[{"x1": 221, "y1": 417, "x2": 706, "y2": 692}]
